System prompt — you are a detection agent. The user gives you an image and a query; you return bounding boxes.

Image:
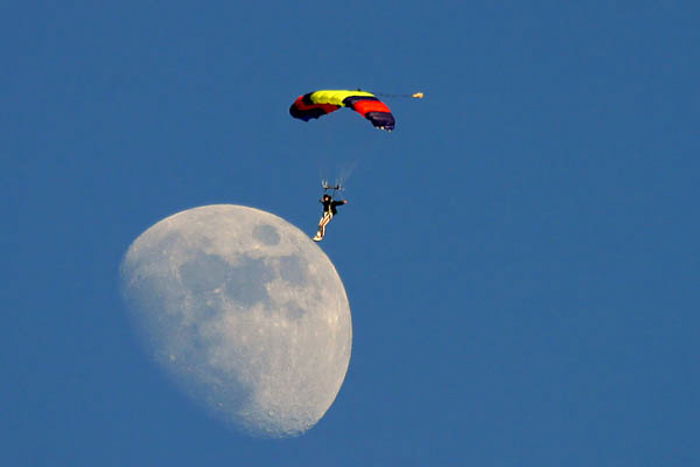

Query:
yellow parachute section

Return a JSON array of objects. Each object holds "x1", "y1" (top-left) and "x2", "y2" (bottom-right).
[{"x1": 308, "y1": 90, "x2": 378, "y2": 107}]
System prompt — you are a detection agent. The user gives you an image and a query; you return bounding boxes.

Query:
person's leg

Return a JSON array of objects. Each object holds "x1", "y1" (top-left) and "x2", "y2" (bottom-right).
[
  {"x1": 320, "y1": 212, "x2": 332, "y2": 227},
  {"x1": 319, "y1": 212, "x2": 332, "y2": 235},
  {"x1": 314, "y1": 212, "x2": 333, "y2": 240}
]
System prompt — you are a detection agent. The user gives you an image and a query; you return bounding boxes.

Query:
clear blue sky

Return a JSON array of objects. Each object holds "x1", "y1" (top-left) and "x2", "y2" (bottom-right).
[{"x1": 3, "y1": 1, "x2": 699, "y2": 465}]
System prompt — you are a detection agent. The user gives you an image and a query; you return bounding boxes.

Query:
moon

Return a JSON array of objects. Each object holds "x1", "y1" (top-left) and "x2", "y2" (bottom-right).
[{"x1": 119, "y1": 204, "x2": 352, "y2": 438}]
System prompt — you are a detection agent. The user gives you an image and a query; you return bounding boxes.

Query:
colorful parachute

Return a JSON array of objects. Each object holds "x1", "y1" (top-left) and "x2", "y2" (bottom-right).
[{"x1": 289, "y1": 90, "x2": 395, "y2": 131}]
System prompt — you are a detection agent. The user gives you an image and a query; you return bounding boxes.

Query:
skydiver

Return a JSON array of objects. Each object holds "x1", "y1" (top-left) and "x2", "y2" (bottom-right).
[{"x1": 312, "y1": 194, "x2": 348, "y2": 242}]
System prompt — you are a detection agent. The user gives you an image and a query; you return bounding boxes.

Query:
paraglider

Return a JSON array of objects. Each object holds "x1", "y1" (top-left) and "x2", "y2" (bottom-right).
[
  {"x1": 312, "y1": 181, "x2": 348, "y2": 242},
  {"x1": 289, "y1": 88, "x2": 424, "y2": 240},
  {"x1": 290, "y1": 89, "x2": 422, "y2": 132}
]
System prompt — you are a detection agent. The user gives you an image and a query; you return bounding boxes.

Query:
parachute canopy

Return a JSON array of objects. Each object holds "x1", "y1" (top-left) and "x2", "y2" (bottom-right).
[{"x1": 289, "y1": 90, "x2": 395, "y2": 131}]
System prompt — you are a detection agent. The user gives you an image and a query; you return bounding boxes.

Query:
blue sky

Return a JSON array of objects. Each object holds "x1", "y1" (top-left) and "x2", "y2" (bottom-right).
[{"x1": 3, "y1": 1, "x2": 699, "y2": 465}]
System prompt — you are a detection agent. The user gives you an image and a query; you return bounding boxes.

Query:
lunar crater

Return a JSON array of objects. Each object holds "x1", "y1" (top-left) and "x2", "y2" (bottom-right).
[{"x1": 253, "y1": 224, "x2": 281, "y2": 246}]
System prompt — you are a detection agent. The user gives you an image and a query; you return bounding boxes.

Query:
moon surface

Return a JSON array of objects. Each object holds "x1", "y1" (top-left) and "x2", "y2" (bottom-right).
[{"x1": 120, "y1": 205, "x2": 352, "y2": 438}]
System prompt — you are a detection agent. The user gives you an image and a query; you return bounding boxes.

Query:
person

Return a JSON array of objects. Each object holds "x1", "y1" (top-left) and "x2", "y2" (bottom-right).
[{"x1": 312, "y1": 194, "x2": 348, "y2": 242}]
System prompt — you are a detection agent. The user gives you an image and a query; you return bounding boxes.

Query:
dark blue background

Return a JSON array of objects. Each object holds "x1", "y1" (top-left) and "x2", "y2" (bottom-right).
[{"x1": 3, "y1": 1, "x2": 699, "y2": 465}]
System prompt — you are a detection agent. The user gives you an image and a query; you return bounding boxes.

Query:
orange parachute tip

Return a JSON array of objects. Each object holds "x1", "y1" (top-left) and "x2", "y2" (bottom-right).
[{"x1": 411, "y1": 92, "x2": 425, "y2": 99}]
